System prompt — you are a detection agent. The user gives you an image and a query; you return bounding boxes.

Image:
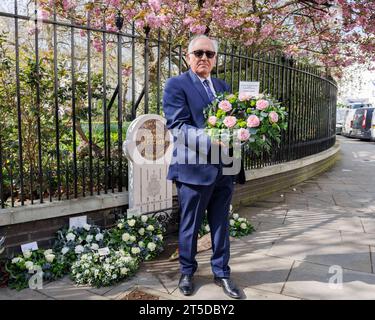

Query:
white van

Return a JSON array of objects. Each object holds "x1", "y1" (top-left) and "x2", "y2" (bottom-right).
[{"x1": 342, "y1": 103, "x2": 371, "y2": 137}]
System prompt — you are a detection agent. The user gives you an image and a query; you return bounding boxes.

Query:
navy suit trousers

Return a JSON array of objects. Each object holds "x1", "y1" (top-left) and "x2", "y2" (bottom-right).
[{"x1": 175, "y1": 169, "x2": 234, "y2": 278}]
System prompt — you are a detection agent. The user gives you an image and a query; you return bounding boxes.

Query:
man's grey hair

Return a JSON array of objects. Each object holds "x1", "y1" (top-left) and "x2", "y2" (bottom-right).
[{"x1": 188, "y1": 35, "x2": 219, "y2": 54}]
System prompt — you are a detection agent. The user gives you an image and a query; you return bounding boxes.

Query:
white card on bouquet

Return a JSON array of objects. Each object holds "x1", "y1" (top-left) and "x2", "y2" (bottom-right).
[
  {"x1": 21, "y1": 241, "x2": 38, "y2": 253},
  {"x1": 239, "y1": 81, "x2": 260, "y2": 96}
]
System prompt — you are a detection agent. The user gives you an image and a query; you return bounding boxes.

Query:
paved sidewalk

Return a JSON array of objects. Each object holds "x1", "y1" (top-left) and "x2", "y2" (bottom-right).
[{"x1": 2, "y1": 135, "x2": 375, "y2": 300}]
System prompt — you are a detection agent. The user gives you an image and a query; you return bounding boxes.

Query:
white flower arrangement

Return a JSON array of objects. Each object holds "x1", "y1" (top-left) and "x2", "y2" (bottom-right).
[
  {"x1": 106, "y1": 215, "x2": 165, "y2": 261},
  {"x1": 6, "y1": 249, "x2": 65, "y2": 290},
  {"x1": 70, "y1": 249, "x2": 139, "y2": 287},
  {"x1": 53, "y1": 224, "x2": 107, "y2": 269},
  {"x1": 199, "y1": 205, "x2": 254, "y2": 238}
]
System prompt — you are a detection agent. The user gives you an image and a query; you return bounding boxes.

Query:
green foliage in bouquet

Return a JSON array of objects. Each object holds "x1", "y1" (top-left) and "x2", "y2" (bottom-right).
[
  {"x1": 203, "y1": 92, "x2": 288, "y2": 155},
  {"x1": 5, "y1": 249, "x2": 65, "y2": 291},
  {"x1": 106, "y1": 215, "x2": 165, "y2": 262}
]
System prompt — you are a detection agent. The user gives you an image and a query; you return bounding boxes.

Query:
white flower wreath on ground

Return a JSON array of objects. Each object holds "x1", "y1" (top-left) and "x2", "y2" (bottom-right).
[
  {"x1": 199, "y1": 205, "x2": 254, "y2": 238},
  {"x1": 53, "y1": 223, "x2": 106, "y2": 270},
  {"x1": 106, "y1": 215, "x2": 165, "y2": 262},
  {"x1": 70, "y1": 249, "x2": 139, "y2": 287}
]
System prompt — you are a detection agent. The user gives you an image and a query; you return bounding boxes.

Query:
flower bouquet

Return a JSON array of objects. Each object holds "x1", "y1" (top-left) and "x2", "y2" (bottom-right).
[
  {"x1": 53, "y1": 223, "x2": 106, "y2": 271},
  {"x1": 105, "y1": 215, "x2": 165, "y2": 262},
  {"x1": 204, "y1": 92, "x2": 288, "y2": 156},
  {"x1": 70, "y1": 249, "x2": 139, "y2": 287},
  {"x1": 6, "y1": 249, "x2": 65, "y2": 290}
]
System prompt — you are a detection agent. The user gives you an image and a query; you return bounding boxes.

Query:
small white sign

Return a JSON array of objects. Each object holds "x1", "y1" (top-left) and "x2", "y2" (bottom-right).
[
  {"x1": 127, "y1": 207, "x2": 141, "y2": 218},
  {"x1": 98, "y1": 247, "x2": 110, "y2": 256},
  {"x1": 239, "y1": 81, "x2": 260, "y2": 96},
  {"x1": 69, "y1": 216, "x2": 87, "y2": 229},
  {"x1": 21, "y1": 241, "x2": 38, "y2": 253}
]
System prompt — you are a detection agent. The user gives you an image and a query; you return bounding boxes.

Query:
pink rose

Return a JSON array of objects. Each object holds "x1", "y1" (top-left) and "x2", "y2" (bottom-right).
[
  {"x1": 238, "y1": 92, "x2": 252, "y2": 101},
  {"x1": 269, "y1": 111, "x2": 279, "y2": 123},
  {"x1": 208, "y1": 116, "x2": 217, "y2": 126},
  {"x1": 247, "y1": 115, "x2": 260, "y2": 128},
  {"x1": 256, "y1": 99, "x2": 269, "y2": 110},
  {"x1": 218, "y1": 100, "x2": 232, "y2": 112},
  {"x1": 223, "y1": 116, "x2": 237, "y2": 128},
  {"x1": 237, "y1": 128, "x2": 250, "y2": 141}
]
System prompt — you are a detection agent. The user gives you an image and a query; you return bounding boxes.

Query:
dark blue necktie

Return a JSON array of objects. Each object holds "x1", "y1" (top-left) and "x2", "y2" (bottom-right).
[{"x1": 203, "y1": 79, "x2": 215, "y2": 102}]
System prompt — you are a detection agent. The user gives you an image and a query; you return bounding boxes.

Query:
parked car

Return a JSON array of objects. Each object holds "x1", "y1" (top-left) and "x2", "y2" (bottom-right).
[
  {"x1": 336, "y1": 108, "x2": 347, "y2": 135},
  {"x1": 341, "y1": 103, "x2": 371, "y2": 137},
  {"x1": 351, "y1": 106, "x2": 375, "y2": 140}
]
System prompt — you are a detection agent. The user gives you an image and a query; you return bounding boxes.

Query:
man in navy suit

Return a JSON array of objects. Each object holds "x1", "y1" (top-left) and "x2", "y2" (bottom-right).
[{"x1": 163, "y1": 35, "x2": 241, "y2": 299}]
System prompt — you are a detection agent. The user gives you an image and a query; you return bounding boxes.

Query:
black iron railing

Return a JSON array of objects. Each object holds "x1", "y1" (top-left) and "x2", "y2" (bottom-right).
[{"x1": 0, "y1": 2, "x2": 337, "y2": 210}]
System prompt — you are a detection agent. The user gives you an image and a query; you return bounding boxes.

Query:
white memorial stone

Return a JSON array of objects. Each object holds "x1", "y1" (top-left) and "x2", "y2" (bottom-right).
[{"x1": 123, "y1": 114, "x2": 173, "y2": 216}]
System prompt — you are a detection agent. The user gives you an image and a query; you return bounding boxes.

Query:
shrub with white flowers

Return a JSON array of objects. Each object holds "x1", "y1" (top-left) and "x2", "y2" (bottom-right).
[
  {"x1": 53, "y1": 224, "x2": 106, "y2": 271},
  {"x1": 5, "y1": 249, "x2": 65, "y2": 290},
  {"x1": 106, "y1": 215, "x2": 165, "y2": 261},
  {"x1": 70, "y1": 249, "x2": 139, "y2": 287}
]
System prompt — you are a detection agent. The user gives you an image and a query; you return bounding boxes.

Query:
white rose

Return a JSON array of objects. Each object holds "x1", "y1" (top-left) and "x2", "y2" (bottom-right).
[
  {"x1": 12, "y1": 257, "x2": 22, "y2": 264},
  {"x1": 23, "y1": 250, "x2": 32, "y2": 259},
  {"x1": 138, "y1": 228, "x2": 145, "y2": 236},
  {"x1": 229, "y1": 219, "x2": 235, "y2": 226},
  {"x1": 138, "y1": 241, "x2": 145, "y2": 248},
  {"x1": 238, "y1": 218, "x2": 246, "y2": 223},
  {"x1": 127, "y1": 219, "x2": 136, "y2": 227},
  {"x1": 83, "y1": 223, "x2": 91, "y2": 231},
  {"x1": 146, "y1": 225, "x2": 154, "y2": 232},
  {"x1": 141, "y1": 215, "x2": 148, "y2": 223},
  {"x1": 95, "y1": 233, "x2": 104, "y2": 241},
  {"x1": 91, "y1": 243, "x2": 99, "y2": 250},
  {"x1": 130, "y1": 235, "x2": 136, "y2": 242},
  {"x1": 205, "y1": 225, "x2": 210, "y2": 232},
  {"x1": 120, "y1": 267, "x2": 129, "y2": 275},
  {"x1": 233, "y1": 213, "x2": 239, "y2": 220},
  {"x1": 131, "y1": 247, "x2": 140, "y2": 255},
  {"x1": 112, "y1": 274, "x2": 117, "y2": 279},
  {"x1": 240, "y1": 223, "x2": 247, "y2": 229},
  {"x1": 117, "y1": 223, "x2": 124, "y2": 229},
  {"x1": 147, "y1": 242, "x2": 156, "y2": 252},
  {"x1": 44, "y1": 249, "x2": 53, "y2": 256},
  {"x1": 66, "y1": 233, "x2": 76, "y2": 242},
  {"x1": 45, "y1": 254, "x2": 55, "y2": 263},
  {"x1": 75, "y1": 245, "x2": 84, "y2": 254},
  {"x1": 157, "y1": 234, "x2": 163, "y2": 241},
  {"x1": 25, "y1": 261, "x2": 34, "y2": 271},
  {"x1": 86, "y1": 235, "x2": 93, "y2": 243},
  {"x1": 61, "y1": 247, "x2": 69, "y2": 255},
  {"x1": 122, "y1": 233, "x2": 130, "y2": 242}
]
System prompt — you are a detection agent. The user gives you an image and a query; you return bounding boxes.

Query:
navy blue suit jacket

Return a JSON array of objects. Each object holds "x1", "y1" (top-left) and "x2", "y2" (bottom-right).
[{"x1": 163, "y1": 69, "x2": 231, "y2": 186}]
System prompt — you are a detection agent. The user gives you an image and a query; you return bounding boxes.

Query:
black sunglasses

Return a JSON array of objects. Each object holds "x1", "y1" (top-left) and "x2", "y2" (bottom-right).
[{"x1": 190, "y1": 50, "x2": 216, "y2": 59}]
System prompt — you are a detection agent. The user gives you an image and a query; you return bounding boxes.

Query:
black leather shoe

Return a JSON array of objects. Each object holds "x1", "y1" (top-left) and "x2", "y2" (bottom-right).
[
  {"x1": 179, "y1": 274, "x2": 194, "y2": 296},
  {"x1": 214, "y1": 277, "x2": 241, "y2": 299}
]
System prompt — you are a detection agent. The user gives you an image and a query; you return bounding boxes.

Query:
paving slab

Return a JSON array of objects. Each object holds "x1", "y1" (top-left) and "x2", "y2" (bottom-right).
[
  {"x1": 0, "y1": 287, "x2": 51, "y2": 300},
  {"x1": 223, "y1": 253, "x2": 294, "y2": 294},
  {"x1": 282, "y1": 260, "x2": 375, "y2": 300},
  {"x1": 341, "y1": 230, "x2": 375, "y2": 246},
  {"x1": 359, "y1": 217, "x2": 375, "y2": 234},
  {"x1": 268, "y1": 234, "x2": 372, "y2": 273},
  {"x1": 37, "y1": 280, "x2": 109, "y2": 300},
  {"x1": 242, "y1": 287, "x2": 301, "y2": 300}
]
